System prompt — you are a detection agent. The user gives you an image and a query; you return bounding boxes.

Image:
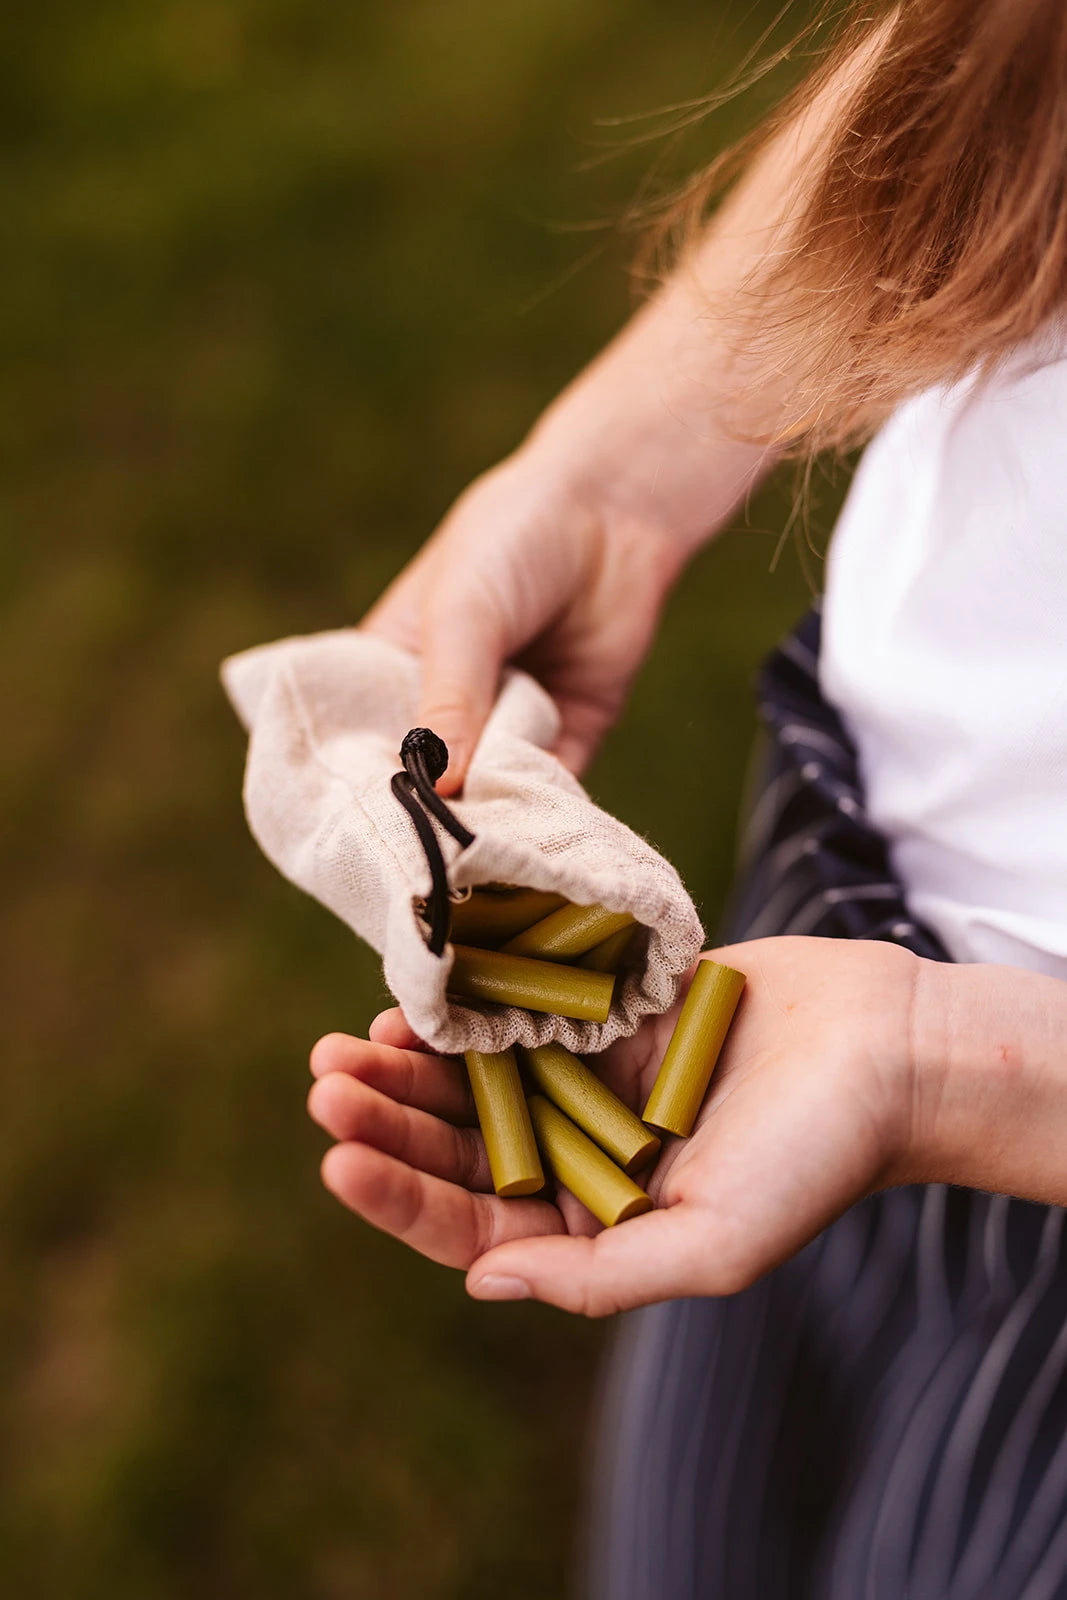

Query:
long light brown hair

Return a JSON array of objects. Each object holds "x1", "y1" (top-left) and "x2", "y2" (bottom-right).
[{"x1": 662, "y1": 0, "x2": 1067, "y2": 452}]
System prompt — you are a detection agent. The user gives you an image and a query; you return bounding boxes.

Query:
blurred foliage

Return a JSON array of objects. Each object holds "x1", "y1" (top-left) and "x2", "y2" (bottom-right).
[{"x1": 0, "y1": 2, "x2": 843, "y2": 1595}]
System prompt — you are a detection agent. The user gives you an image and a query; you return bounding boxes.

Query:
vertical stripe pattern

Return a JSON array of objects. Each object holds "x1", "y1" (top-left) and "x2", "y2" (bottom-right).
[{"x1": 587, "y1": 610, "x2": 1067, "y2": 1600}]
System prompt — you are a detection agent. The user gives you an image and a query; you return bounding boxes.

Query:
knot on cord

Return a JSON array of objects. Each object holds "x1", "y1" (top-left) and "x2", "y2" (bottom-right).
[
  {"x1": 390, "y1": 728, "x2": 475, "y2": 957},
  {"x1": 400, "y1": 726, "x2": 450, "y2": 789}
]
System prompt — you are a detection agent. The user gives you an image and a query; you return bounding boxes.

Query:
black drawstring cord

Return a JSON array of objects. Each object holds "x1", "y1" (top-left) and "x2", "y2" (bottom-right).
[
  {"x1": 390, "y1": 728, "x2": 475, "y2": 957},
  {"x1": 398, "y1": 729, "x2": 475, "y2": 849}
]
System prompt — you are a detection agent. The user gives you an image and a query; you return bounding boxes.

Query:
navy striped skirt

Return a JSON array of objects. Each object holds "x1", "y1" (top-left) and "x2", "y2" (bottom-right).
[{"x1": 588, "y1": 611, "x2": 1067, "y2": 1600}]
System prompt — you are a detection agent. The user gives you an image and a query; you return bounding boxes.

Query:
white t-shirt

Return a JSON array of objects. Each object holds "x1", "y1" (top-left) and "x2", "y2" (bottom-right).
[{"x1": 819, "y1": 343, "x2": 1067, "y2": 978}]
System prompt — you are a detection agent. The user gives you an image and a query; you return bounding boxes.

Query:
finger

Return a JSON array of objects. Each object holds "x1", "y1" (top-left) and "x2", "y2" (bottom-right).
[
  {"x1": 321, "y1": 1143, "x2": 564, "y2": 1269},
  {"x1": 553, "y1": 730, "x2": 599, "y2": 776},
  {"x1": 360, "y1": 561, "x2": 430, "y2": 653},
  {"x1": 309, "y1": 1033, "x2": 474, "y2": 1123},
  {"x1": 588, "y1": 1019, "x2": 669, "y2": 1109},
  {"x1": 554, "y1": 1187, "x2": 604, "y2": 1239},
  {"x1": 417, "y1": 583, "x2": 505, "y2": 796},
  {"x1": 368, "y1": 1008, "x2": 426, "y2": 1050},
  {"x1": 466, "y1": 1205, "x2": 712, "y2": 1316},
  {"x1": 308, "y1": 1073, "x2": 492, "y2": 1190},
  {"x1": 550, "y1": 687, "x2": 624, "y2": 777}
]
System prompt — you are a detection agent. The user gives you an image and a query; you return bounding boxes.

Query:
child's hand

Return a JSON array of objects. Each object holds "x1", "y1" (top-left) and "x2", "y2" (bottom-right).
[{"x1": 308, "y1": 937, "x2": 925, "y2": 1315}]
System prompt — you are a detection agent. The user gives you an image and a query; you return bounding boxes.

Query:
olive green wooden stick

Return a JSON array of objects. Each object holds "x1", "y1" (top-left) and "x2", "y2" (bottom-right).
[
  {"x1": 527, "y1": 1094, "x2": 653, "y2": 1227},
  {"x1": 503, "y1": 902, "x2": 636, "y2": 961},
  {"x1": 641, "y1": 959, "x2": 746, "y2": 1138},
  {"x1": 524, "y1": 1043, "x2": 660, "y2": 1174},
  {"x1": 449, "y1": 887, "x2": 567, "y2": 947},
  {"x1": 578, "y1": 923, "x2": 637, "y2": 974},
  {"x1": 464, "y1": 1049, "x2": 544, "y2": 1197},
  {"x1": 448, "y1": 945, "x2": 615, "y2": 1023}
]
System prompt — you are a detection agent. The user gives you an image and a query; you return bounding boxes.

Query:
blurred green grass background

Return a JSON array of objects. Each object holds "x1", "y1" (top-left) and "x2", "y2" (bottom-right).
[{"x1": 0, "y1": 2, "x2": 843, "y2": 1595}]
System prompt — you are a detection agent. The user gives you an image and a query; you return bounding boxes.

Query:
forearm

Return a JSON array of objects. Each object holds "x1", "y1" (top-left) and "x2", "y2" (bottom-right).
[
  {"x1": 521, "y1": 32, "x2": 885, "y2": 555},
  {"x1": 520, "y1": 152, "x2": 801, "y2": 556},
  {"x1": 521, "y1": 46, "x2": 883, "y2": 556},
  {"x1": 911, "y1": 959, "x2": 1067, "y2": 1206},
  {"x1": 523, "y1": 264, "x2": 780, "y2": 558}
]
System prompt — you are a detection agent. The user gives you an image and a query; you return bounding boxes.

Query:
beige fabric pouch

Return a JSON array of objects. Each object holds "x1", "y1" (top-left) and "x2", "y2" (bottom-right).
[{"x1": 221, "y1": 628, "x2": 704, "y2": 1055}]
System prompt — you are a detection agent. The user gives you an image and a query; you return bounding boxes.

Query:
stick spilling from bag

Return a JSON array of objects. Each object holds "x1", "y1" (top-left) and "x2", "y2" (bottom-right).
[
  {"x1": 442, "y1": 887, "x2": 637, "y2": 1025},
  {"x1": 406, "y1": 879, "x2": 640, "y2": 1032},
  {"x1": 448, "y1": 944, "x2": 616, "y2": 1024}
]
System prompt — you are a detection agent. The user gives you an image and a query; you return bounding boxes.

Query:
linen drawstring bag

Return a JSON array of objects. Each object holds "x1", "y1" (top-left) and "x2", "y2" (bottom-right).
[{"x1": 221, "y1": 628, "x2": 704, "y2": 1055}]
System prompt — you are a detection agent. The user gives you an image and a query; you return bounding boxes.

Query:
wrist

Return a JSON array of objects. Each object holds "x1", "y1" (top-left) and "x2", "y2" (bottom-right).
[
  {"x1": 519, "y1": 289, "x2": 779, "y2": 558},
  {"x1": 477, "y1": 445, "x2": 689, "y2": 617},
  {"x1": 497, "y1": 433, "x2": 693, "y2": 604},
  {"x1": 904, "y1": 956, "x2": 1067, "y2": 1206},
  {"x1": 900, "y1": 955, "x2": 958, "y2": 1178}
]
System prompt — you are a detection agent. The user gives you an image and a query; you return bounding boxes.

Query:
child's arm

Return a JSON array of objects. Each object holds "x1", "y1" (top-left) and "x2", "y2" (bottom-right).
[
  {"x1": 362, "y1": 36, "x2": 883, "y2": 791},
  {"x1": 308, "y1": 938, "x2": 1067, "y2": 1315}
]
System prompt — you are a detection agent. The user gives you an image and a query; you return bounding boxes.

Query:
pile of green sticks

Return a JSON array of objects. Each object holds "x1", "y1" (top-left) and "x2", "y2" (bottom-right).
[{"x1": 445, "y1": 885, "x2": 745, "y2": 1227}]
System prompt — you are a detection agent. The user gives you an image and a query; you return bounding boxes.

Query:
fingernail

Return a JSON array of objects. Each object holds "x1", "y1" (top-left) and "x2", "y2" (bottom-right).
[{"x1": 469, "y1": 1274, "x2": 530, "y2": 1301}]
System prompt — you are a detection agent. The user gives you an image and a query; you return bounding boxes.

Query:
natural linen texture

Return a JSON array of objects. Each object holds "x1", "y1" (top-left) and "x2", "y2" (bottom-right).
[{"x1": 221, "y1": 629, "x2": 704, "y2": 1055}]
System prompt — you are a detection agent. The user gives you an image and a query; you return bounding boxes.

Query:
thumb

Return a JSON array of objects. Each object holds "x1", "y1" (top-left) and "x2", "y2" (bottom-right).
[
  {"x1": 417, "y1": 589, "x2": 505, "y2": 796},
  {"x1": 465, "y1": 1206, "x2": 718, "y2": 1317}
]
